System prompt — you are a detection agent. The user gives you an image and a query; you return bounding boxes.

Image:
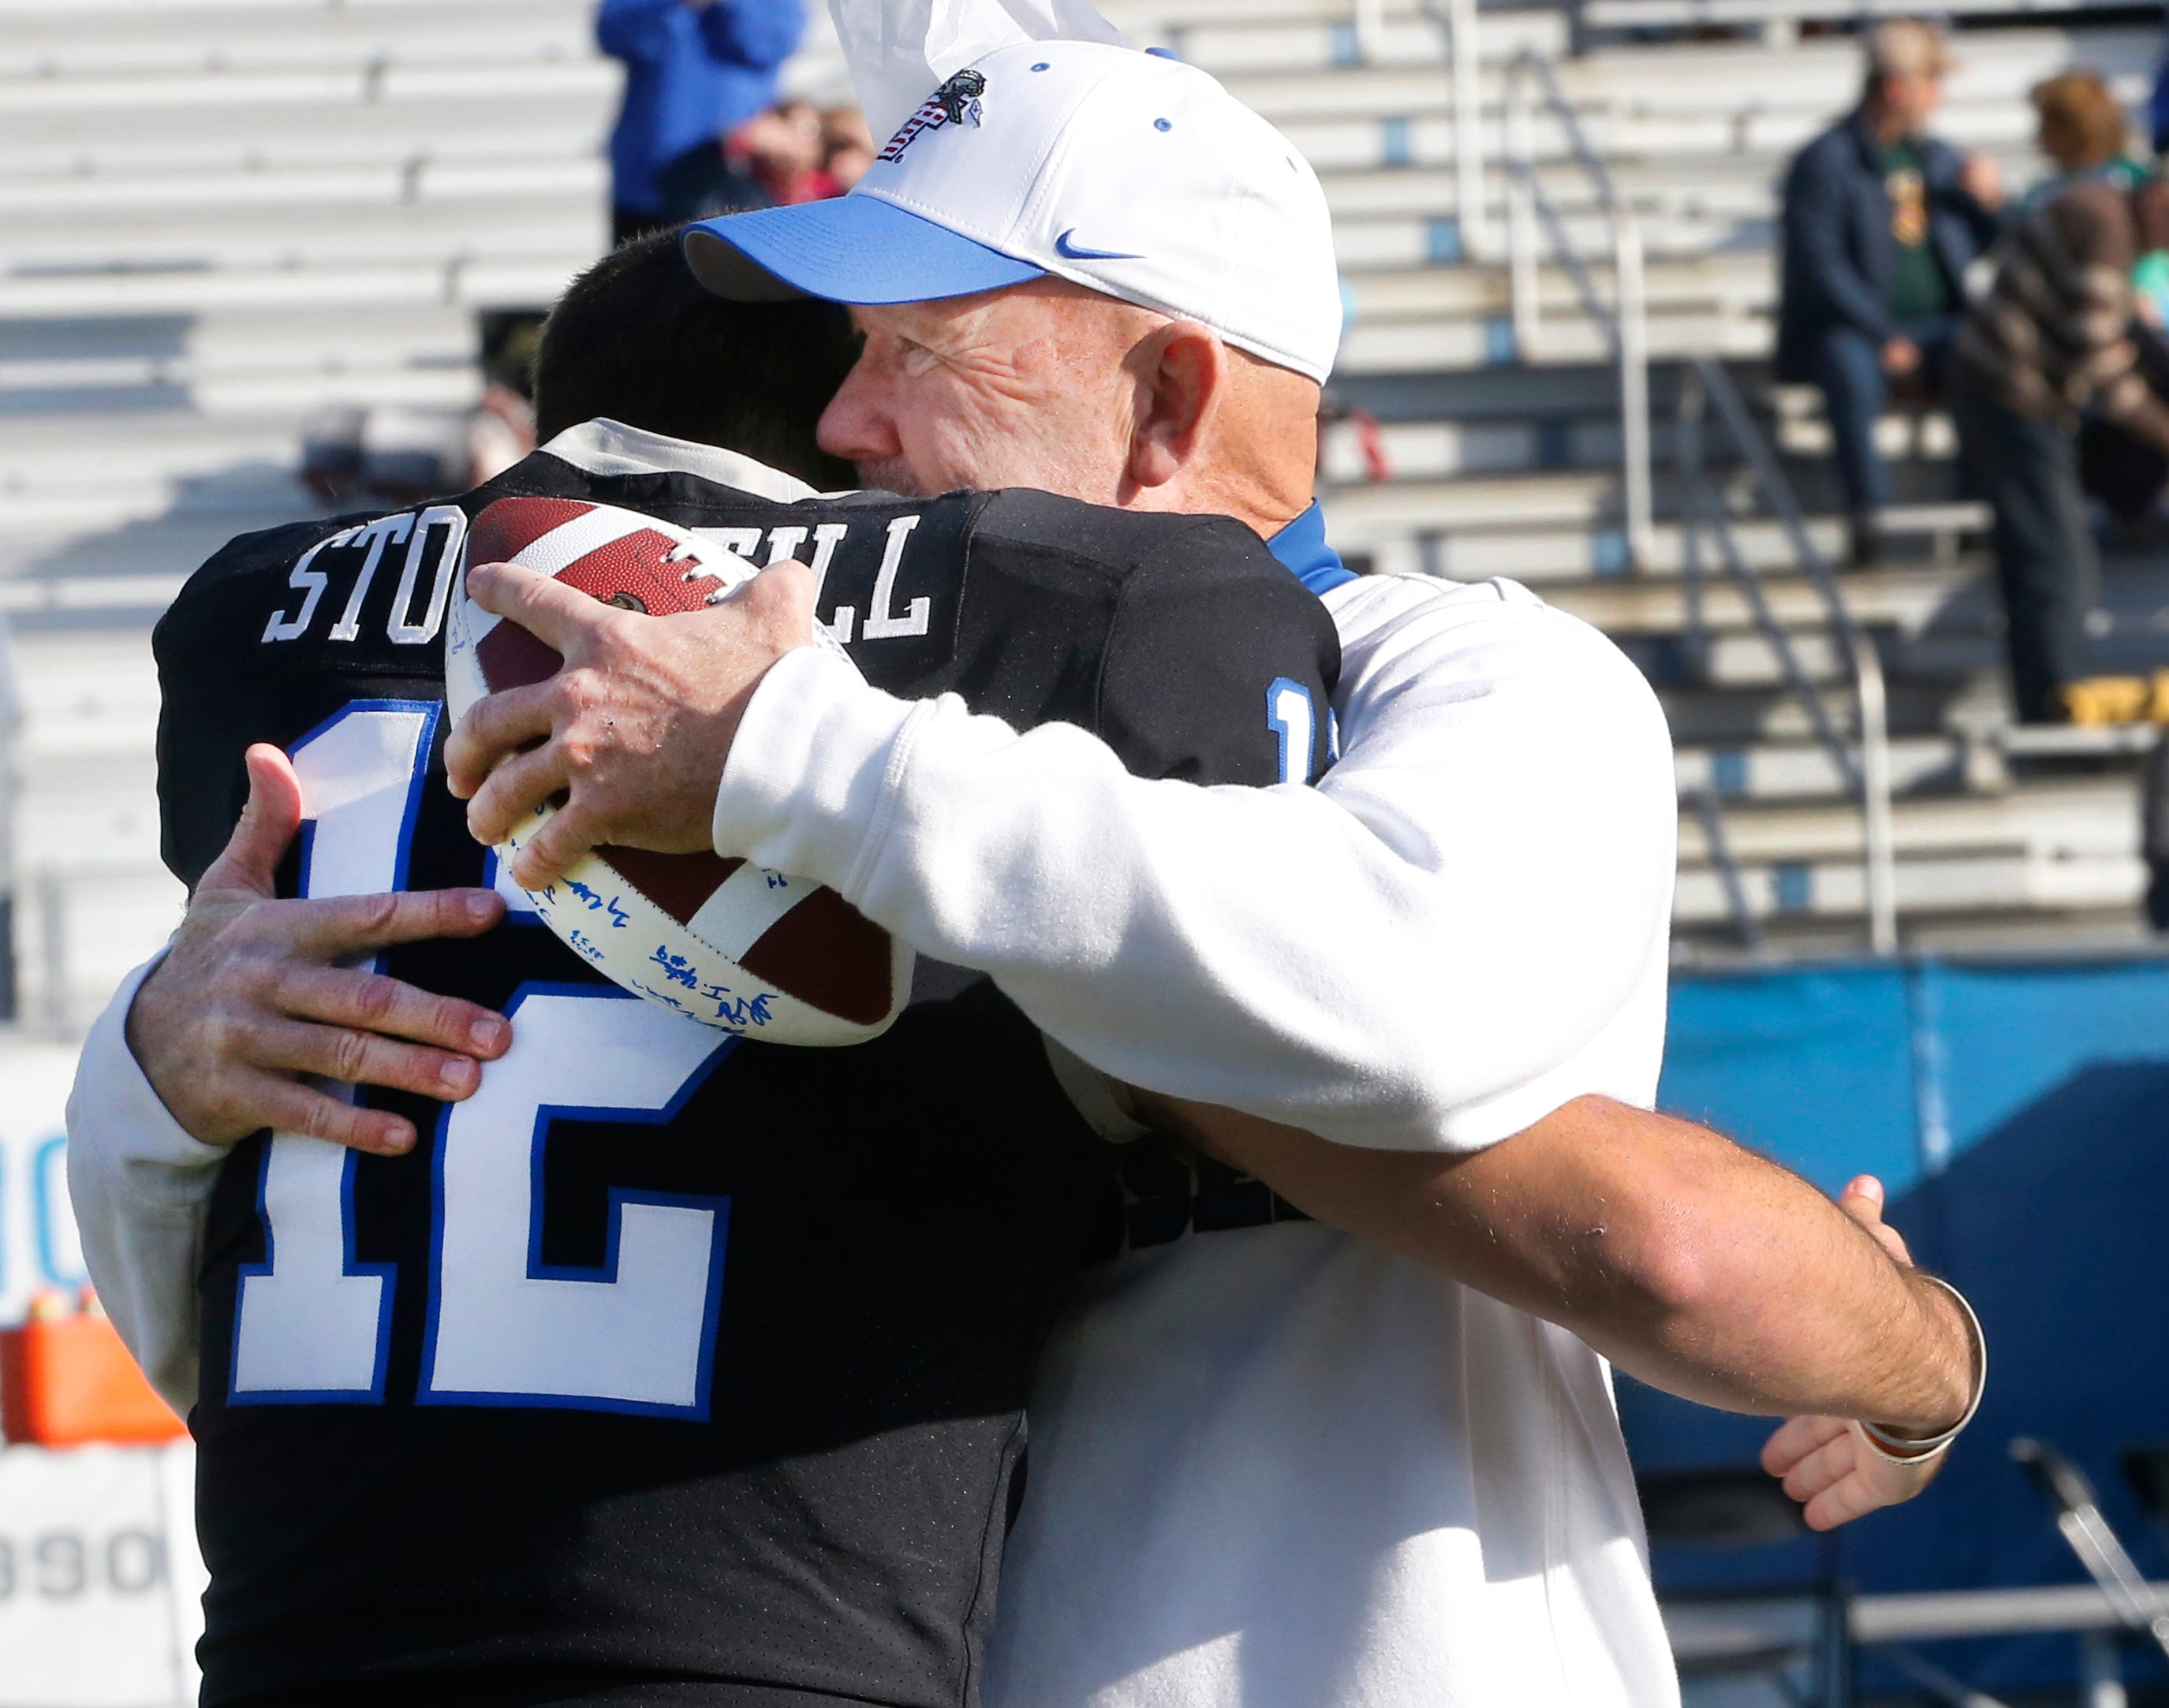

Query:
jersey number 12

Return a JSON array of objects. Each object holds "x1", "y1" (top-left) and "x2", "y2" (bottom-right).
[{"x1": 229, "y1": 702, "x2": 734, "y2": 1417}]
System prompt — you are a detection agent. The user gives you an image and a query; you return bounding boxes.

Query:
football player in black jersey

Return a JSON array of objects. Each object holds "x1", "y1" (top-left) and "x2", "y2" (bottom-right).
[{"x1": 133, "y1": 230, "x2": 1336, "y2": 1706}]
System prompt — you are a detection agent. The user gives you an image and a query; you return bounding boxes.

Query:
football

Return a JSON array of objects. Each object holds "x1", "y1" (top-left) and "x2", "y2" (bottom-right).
[{"x1": 444, "y1": 494, "x2": 913, "y2": 1045}]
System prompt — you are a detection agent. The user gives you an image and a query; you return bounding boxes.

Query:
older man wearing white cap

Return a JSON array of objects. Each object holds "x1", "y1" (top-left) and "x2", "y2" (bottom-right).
[
  {"x1": 431, "y1": 35, "x2": 1987, "y2": 1708},
  {"x1": 666, "y1": 39, "x2": 1342, "y2": 588}
]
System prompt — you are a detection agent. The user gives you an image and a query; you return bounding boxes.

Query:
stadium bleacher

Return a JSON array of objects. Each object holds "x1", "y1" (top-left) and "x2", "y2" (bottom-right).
[
  {"x1": 0, "y1": 0, "x2": 616, "y2": 1024},
  {"x1": 3, "y1": 0, "x2": 2167, "y2": 1027},
  {"x1": 1276, "y1": 7, "x2": 2169, "y2": 959}
]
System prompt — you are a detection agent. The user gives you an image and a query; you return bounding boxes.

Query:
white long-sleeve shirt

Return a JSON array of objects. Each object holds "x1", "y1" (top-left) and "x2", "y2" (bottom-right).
[
  {"x1": 714, "y1": 570, "x2": 1675, "y2": 1152},
  {"x1": 68, "y1": 567, "x2": 1682, "y2": 1707}
]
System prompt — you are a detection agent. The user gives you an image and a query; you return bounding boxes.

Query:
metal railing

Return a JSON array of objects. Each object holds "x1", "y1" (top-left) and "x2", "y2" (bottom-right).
[
  {"x1": 1411, "y1": 0, "x2": 1489, "y2": 259},
  {"x1": 1499, "y1": 48, "x2": 1654, "y2": 569},
  {"x1": 1415, "y1": 1, "x2": 1651, "y2": 575},
  {"x1": 1671, "y1": 1579, "x2": 2169, "y2": 1708},
  {"x1": 1678, "y1": 355, "x2": 1899, "y2": 955},
  {"x1": 1352, "y1": 0, "x2": 1389, "y2": 68},
  {"x1": 1406, "y1": 9, "x2": 1888, "y2": 949}
]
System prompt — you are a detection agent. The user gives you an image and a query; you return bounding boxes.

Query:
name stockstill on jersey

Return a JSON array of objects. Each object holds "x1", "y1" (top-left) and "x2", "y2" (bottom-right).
[{"x1": 155, "y1": 379, "x2": 1337, "y2": 1699}]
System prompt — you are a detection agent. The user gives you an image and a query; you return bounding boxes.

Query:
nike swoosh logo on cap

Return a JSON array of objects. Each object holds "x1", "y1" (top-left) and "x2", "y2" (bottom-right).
[{"x1": 1055, "y1": 229, "x2": 1143, "y2": 261}]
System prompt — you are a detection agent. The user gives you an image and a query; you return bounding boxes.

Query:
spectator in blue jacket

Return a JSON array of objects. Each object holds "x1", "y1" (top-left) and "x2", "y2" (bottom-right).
[
  {"x1": 1775, "y1": 20, "x2": 2004, "y2": 565},
  {"x1": 599, "y1": 0, "x2": 808, "y2": 247}
]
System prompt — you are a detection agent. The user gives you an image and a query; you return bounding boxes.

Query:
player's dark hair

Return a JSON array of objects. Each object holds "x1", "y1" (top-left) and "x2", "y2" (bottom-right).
[{"x1": 533, "y1": 226, "x2": 860, "y2": 490}]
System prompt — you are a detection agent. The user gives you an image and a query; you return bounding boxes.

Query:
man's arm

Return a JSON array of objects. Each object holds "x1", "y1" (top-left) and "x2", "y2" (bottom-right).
[
  {"x1": 1945, "y1": 147, "x2": 2007, "y2": 248},
  {"x1": 1158, "y1": 1093, "x2": 1970, "y2": 1427},
  {"x1": 67, "y1": 957, "x2": 227, "y2": 1412},
  {"x1": 720, "y1": 581, "x2": 1678, "y2": 1148},
  {"x1": 1146, "y1": 1090, "x2": 1979, "y2": 1529},
  {"x1": 453, "y1": 570, "x2": 1677, "y2": 1154}
]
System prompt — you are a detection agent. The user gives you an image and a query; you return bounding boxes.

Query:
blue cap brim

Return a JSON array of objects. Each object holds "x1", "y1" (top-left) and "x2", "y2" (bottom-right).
[{"x1": 682, "y1": 194, "x2": 1045, "y2": 305}]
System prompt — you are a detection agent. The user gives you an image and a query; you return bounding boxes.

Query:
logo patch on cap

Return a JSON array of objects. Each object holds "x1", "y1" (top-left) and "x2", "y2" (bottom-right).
[{"x1": 878, "y1": 70, "x2": 987, "y2": 163}]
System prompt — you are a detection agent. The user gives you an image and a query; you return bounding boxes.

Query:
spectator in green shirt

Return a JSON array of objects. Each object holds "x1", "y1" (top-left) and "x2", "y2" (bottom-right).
[{"x1": 1775, "y1": 21, "x2": 2005, "y2": 565}]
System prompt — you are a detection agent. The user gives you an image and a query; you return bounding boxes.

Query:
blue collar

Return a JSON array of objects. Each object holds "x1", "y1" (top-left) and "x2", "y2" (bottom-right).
[{"x1": 1268, "y1": 501, "x2": 1356, "y2": 595}]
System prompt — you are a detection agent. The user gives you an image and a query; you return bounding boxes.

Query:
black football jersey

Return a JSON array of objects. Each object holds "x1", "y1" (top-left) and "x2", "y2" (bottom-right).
[{"x1": 156, "y1": 440, "x2": 1339, "y2": 1708}]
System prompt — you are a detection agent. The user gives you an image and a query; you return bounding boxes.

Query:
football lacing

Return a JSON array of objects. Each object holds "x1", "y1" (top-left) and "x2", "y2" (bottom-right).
[
  {"x1": 668, "y1": 539, "x2": 756, "y2": 605},
  {"x1": 670, "y1": 541, "x2": 729, "y2": 604}
]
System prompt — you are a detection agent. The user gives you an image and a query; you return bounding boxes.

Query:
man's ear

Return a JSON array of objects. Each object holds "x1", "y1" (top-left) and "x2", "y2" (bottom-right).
[{"x1": 1123, "y1": 321, "x2": 1228, "y2": 497}]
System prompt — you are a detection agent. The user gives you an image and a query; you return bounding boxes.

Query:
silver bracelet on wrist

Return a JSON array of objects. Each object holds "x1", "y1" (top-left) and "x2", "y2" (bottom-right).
[{"x1": 1858, "y1": 1275, "x2": 1986, "y2": 1467}]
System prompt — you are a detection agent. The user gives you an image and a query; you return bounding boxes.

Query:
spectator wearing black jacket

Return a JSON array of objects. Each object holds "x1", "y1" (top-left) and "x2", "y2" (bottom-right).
[{"x1": 1775, "y1": 21, "x2": 2003, "y2": 565}]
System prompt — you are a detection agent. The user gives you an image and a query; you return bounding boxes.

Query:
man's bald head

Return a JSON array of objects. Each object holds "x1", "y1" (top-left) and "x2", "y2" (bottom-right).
[{"x1": 816, "y1": 277, "x2": 1319, "y2": 536}]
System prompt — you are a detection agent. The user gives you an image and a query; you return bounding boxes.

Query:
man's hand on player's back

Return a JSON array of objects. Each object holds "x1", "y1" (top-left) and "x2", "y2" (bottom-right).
[{"x1": 128, "y1": 743, "x2": 511, "y2": 1154}]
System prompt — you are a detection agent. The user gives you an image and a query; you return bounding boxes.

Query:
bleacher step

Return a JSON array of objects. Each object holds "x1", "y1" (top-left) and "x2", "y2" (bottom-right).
[
  {"x1": 1674, "y1": 848, "x2": 2147, "y2": 934},
  {"x1": 1675, "y1": 734, "x2": 1973, "y2": 804},
  {"x1": 1682, "y1": 778, "x2": 2138, "y2": 866}
]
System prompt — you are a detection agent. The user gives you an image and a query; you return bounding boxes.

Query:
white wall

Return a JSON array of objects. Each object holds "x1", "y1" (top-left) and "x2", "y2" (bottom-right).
[
  {"x1": 0, "y1": 1443, "x2": 204, "y2": 1708},
  {"x1": 0, "y1": 1038, "x2": 206, "y2": 1708}
]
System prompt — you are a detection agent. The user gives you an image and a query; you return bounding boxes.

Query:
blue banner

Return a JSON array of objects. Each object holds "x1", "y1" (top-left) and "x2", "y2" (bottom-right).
[{"x1": 1628, "y1": 956, "x2": 2169, "y2": 1691}]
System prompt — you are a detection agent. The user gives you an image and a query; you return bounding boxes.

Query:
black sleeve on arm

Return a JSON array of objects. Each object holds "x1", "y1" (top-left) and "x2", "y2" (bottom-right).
[{"x1": 1096, "y1": 516, "x2": 1341, "y2": 788}]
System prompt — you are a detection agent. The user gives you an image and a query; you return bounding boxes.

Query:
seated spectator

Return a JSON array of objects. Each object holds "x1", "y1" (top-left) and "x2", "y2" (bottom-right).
[
  {"x1": 823, "y1": 104, "x2": 876, "y2": 191},
  {"x1": 1775, "y1": 19, "x2": 2003, "y2": 566},
  {"x1": 727, "y1": 97, "x2": 841, "y2": 204},
  {"x1": 2022, "y1": 69, "x2": 2148, "y2": 212},
  {"x1": 1946, "y1": 174, "x2": 2169, "y2": 724},
  {"x1": 598, "y1": 0, "x2": 806, "y2": 246},
  {"x1": 298, "y1": 386, "x2": 535, "y2": 507}
]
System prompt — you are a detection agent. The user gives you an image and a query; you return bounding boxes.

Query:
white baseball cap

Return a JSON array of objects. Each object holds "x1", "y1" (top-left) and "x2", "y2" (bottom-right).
[{"x1": 681, "y1": 40, "x2": 1342, "y2": 383}]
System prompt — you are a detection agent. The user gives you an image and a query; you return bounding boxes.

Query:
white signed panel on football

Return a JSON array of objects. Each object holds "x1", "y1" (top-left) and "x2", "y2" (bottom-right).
[{"x1": 444, "y1": 496, "x2": 913, "y2": 1044}]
